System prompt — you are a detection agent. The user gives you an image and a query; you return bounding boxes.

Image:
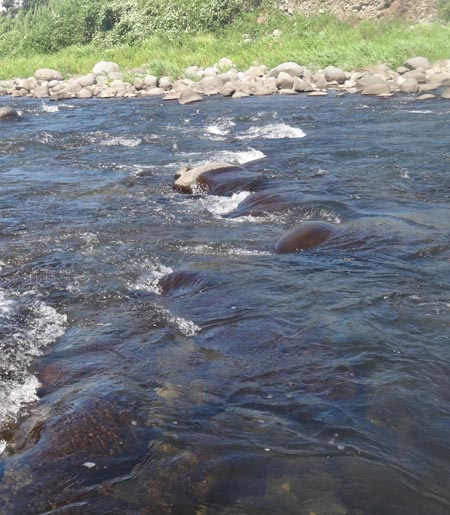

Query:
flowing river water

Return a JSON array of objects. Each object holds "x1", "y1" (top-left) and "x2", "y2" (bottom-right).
[{"x1": 0, "y1": 93, "x2": 449, "y2": 514}]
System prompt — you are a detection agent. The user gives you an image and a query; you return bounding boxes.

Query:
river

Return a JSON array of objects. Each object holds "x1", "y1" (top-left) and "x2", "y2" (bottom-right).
[{"x1": 0, "y1": 93, "x2": 449, "y2": 514}]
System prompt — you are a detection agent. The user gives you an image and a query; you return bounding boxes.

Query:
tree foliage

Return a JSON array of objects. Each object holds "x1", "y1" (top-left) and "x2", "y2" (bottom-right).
[{"x1": 0, "y1": 0, "x2": 245, "y2": 55}]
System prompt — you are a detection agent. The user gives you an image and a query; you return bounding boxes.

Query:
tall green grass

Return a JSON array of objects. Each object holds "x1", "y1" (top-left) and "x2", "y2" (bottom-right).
[{"x1": 1, "y1": 6, "x2": 450, "y2": 80}]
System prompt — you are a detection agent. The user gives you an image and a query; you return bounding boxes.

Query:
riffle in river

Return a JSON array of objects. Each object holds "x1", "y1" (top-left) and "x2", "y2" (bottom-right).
[{"x1": 0, "y1": 93, "x2": 449, "y2": 514}]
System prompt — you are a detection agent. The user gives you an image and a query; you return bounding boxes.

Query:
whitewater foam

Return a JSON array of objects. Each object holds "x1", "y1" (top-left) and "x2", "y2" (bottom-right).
[
  {"x1": 0, "y1": 291, "x2": 67, "y2": 429},
  {"x1": 205, "y1": 118, "x2": 236, "y2": 140},
  {"x1": 133, "y1": 261, "x2": 174, "y2": 294},
  {"x1": 405, "y1": 110, "x2": 433, "y2": 114},
  {"x1": 40, "y1": 103, "x2": 59, "y2": 113},
  {"x1": 199, "y1": 191, "x2": 252, "y2": 217},
  {"x1": 100, "y1": 136, "x2": 142, "y2": 147},
  {"x1": 0, "y1": 289, "x2": 14, "y2": 315},
  {"x1": 167, "y1": 313, "x2": 201, "y2": 337},
  {"x1": 179, "y1": 147, "x2": 265, "y2": 167},
  {"x1": 180, "y1": 244, "x2": 271, "y2": 257},
  {"x1": 237, "y1": 123, "x2": 306, "y2": 140}
]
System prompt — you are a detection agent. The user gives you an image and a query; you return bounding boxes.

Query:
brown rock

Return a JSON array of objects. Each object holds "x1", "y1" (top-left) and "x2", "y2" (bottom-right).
[
  {"x1": 77, "y1": 88, "x2": 93, "y2": 99},
  {"x1": 405, "y1": 56, "x2": 431, "y2": 70},
  {"x1": 276, "y1": 72, "x2": 294, "y2": 90},
  {"x1": 174, "y1": 162, "x2": 244, "y2": 193},
  {"x1": 361, "y1": 83, "x2": 391, "y2": 95},
  {"x1": 33, "y1": 85, "x2": 49, "y2": 98},
  {"x1": 0, "y1": 106, "x2": 20, "y2": 119},
  {"x1": 417, "y1": 94, "x2": 436, "y2": 100},
  {"x1": 268, "y1": 62, "x2": 304, "y2": 78},
  {"x1": 35, "y1": 68, "x2": 63, "y2": 82},
  {"x1": 232, "y1": 90, "x2": 250, "y2": 99},
  {"x1": 324, "y1": 66, "x2": 346, "y2": 84},
  {"x1": 275, "y1": 222, "x2": 335, "y2": 254},
  {"x1": 399, "y1": 79, "x2": 419, "y2": 93},
  {"x1": 441, "y1": 87, "x2": 450, "y2": 99},
  {"x1": 178, "y1": 87, "x2": 203, "y2": 105}
]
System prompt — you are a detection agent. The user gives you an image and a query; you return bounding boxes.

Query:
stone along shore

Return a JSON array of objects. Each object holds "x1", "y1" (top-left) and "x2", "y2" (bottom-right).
[{"x1": 1, "y1": 56, "x2": 450, "y2": 112}]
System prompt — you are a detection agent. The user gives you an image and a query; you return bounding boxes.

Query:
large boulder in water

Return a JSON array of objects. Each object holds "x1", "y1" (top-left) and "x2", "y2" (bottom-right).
[
  {"x1": 173, "y1": 162, "x2": 263, "y2": 195},
  {"x1": 0, "y1": 106, "x2": 19, "y2": 120},
  {"x1": 275, "y1": 221, "x2": 335, "y2": 254}
]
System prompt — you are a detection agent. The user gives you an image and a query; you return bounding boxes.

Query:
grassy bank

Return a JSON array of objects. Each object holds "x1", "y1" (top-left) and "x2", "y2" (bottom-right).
[{"x1": 1, "y1": 6, "x2": 450, "y2": 80}]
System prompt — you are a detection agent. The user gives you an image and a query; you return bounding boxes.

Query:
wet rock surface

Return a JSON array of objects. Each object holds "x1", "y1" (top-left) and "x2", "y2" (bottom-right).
[{"x1": 274, "y1": 221, "x2": 336, "y2": 253}]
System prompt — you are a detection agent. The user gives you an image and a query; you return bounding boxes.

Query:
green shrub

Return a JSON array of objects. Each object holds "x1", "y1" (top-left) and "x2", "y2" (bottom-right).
[
  {"x1": 0, "y1": 0, "x2": 244, "y2": 54},
  {"x1": 438, "y1": 0, "x2": 450, "y2": 21}
]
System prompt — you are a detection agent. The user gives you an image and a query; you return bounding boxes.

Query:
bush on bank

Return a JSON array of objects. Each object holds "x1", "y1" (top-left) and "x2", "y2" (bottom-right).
[{"x1": 0, "y1": 0, "x2": 255, "y2": 54}]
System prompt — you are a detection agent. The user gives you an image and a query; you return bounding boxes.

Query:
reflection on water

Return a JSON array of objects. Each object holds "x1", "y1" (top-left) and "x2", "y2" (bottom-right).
[{"x1": 0, "y1": 94, "x2": 449, "y2": 514}]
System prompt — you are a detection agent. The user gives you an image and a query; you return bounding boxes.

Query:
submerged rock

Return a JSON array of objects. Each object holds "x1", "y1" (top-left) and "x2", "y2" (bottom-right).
[
  {"x1": 158, "y1": 270, "x2": 214, "y2": 296},
  {"x1": 0, "y1": 106, "x2": 19, "y2": 119},
  {"x1": 275, "y1": 221, "x2": 335, "y2": 254}
]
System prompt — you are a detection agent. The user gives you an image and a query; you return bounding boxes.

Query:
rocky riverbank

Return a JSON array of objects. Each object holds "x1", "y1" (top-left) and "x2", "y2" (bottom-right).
[
  {"x1": 277, "y1": 0, "x2": 438, "y2": 22},
  {"x1": 1, "y1": 56, "x2": 450, "y2": 112}
]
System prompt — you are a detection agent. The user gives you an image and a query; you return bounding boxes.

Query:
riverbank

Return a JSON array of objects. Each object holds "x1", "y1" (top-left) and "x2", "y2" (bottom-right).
[
  {"x1": 1, "y1": 55, "x2": 450, "y2": 109},
  {"x1": 2, "y1": 9, "x2": 450, "y2": 81}
]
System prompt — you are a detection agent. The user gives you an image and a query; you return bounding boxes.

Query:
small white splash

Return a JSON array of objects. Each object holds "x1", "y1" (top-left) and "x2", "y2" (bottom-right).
[
  {"x1": 226, "y1": 248, "x2": 272, "y2": 256},
  {"x1": 101, "y1": 136, "x2": 142, "y2": 147},
  {"x1": 0, "y1": 294, "x2": 66, "y2": 427},
  {"x1": 40, "y1": 103, "x2": 59, "y2": 113},
  {"x1": 205, "y1": 118, "x2": 236, "y2": 140},
  {"x1": 155, "y1": 306, "x2": 201, "y2": 337},
  {"x1": 200, "y1": 191, "x2": 251, "y2": 217},
  {"x1": 400, "y1": 169, "x2": 410, "y2": 179},
  {"x1": 0, "y1": 375, "x2": 41, "y2": 426},
  {"x1": 0, "y1": 439, "x2": 6, "y2": 455},
  {"x1": 302, "y1": 210, "x2": 341, "y2": 224},
  {"x1": 179, "y1": 147, "x2": 265, "y2": 166},
  {"x1": 217, "y1": 148, "x2": 266, "y2": 164},
  {"x1": 405, "y1": 110, "x2": 433, "y2": 114},
  {"x1": 168, "y1": 315, "x2": 201, "y2": 337},
  {"x1": 133, "y1": 261, "x2": 173, "y2": 294},
  {"x1": 180, "y1": 244, "x2": 270, "y2": 257},
  {"x1": 0, "y1": 289, "x2": 14, "y2": 315},
  {"x1": 37, "y1": 132, "x2": 54, "y2": 144},
  {"x1": 237, "y1": 123, "x2": 306, "y2": 140},
  {"x1": 26, "y1": 302, "x2": 67, "y2": 354}
]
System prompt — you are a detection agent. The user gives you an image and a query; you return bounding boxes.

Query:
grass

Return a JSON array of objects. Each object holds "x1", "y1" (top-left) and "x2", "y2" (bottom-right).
[{"x1": 1, "y1": 10, "x2": 450, "y2": 80}]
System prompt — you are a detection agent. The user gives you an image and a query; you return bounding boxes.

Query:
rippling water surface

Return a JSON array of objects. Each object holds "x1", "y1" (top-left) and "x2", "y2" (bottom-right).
[{"x1": 0, "y1": 94, "x2": 449, "y2": 514}]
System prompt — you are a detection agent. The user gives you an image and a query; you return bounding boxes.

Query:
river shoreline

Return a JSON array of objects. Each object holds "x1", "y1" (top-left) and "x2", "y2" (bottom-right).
[{"x1": 1, "y1": 56, "x2": 450, "y2": 110}]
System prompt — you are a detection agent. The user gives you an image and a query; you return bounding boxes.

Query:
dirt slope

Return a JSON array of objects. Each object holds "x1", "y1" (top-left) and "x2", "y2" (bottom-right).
[{"x1": 277, "y1": 0, "x2": 439, "y2": 22}]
